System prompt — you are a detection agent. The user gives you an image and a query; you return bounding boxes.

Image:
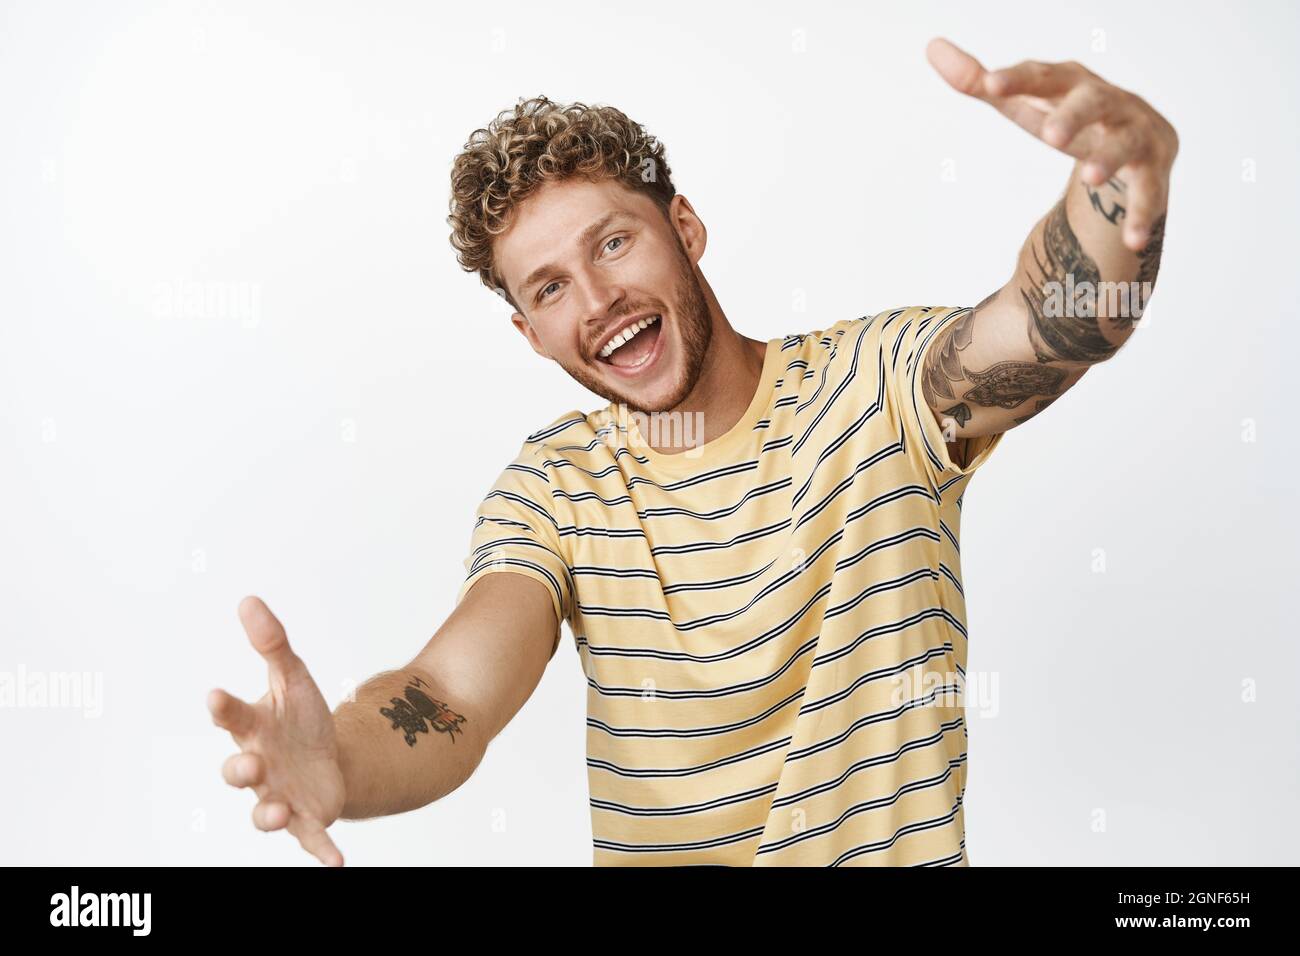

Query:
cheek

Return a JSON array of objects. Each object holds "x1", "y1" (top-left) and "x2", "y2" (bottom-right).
[
  {"x1": 540, "y1": 326, "x2": 585, "y2": 366},
  {"x1": 522, "y1": 323, "x2": 574, "y2": 364},
  {"x1": 530, "y1": 321, "x2": 578, "y2": 360}
]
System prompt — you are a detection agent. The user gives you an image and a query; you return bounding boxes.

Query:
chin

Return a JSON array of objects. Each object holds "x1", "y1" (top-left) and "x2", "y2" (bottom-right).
[
  {"x1": 608, "y1": 363, "x2": 691, "y2": 416},
  {"x1": 589, "y1": 325, "x2": 681, "y2": 411}
]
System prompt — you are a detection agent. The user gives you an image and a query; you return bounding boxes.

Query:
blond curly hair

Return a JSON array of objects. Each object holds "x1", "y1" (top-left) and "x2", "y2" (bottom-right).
[{"x1": 447, "y1": 95, "x2": 677, "y2": 311}]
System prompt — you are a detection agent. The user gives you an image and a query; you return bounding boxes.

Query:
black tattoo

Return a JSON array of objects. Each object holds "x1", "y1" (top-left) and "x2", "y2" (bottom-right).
[
  {"x1": 1079, "y1": 175, "x2": 1165, "y2": 334},
  {"x1": 923, "y1": 308, "x2": 977, "y2": 405},
  {"x1": 1021, "y1": 198, "x2": 1117, "y2": 364},
  {"x1": 962, "y1": 361, "x2": 1067, "y2": 409},
  {"x1": 1083, "y1": 176, "x2": 1127, "y2": 225},
  {"x1": 1136, "y1": 212, "x2": 1166, "y2": 289},
  {"x1": 379, "y1": 674, "x2": 468, "y2": 747},
  {"x1": 1012, "y1": 397, "x2": 1058, "y2": 425},
  {"x1": 940, "y1": 402, "x2": 972, "y2": 428},
  {"x1": 921, "y1": 289, "x2": 1068, "y2": 434},
  {"x1": 1103, "y1": 212, "x2": 1168, "y2": 334},
  {"x1": 922, "y1": 289, "x2": 999, "y2": 413}
]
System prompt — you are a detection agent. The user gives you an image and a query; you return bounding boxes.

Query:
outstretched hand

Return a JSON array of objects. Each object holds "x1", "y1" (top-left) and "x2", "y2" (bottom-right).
[
  {"x1": 207, "y1": 596, "x2": 347, "y2": 867},
  {"x1": 925, "y1": 37, "x2": 1178, "y2": 251}
]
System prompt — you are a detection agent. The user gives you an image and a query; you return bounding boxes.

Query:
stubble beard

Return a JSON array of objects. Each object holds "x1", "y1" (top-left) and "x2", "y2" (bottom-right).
[{"x1": 555, "y1": 242, "x2": 713, "y2": 418}]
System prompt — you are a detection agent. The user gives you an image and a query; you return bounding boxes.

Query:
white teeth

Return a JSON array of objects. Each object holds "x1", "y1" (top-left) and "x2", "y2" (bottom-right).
[{"x1": 599, "y1": 315, "x2": 659, "y2": 359}]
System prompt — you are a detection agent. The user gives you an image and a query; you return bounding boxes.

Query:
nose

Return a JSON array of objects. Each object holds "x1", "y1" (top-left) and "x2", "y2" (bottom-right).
[{"x1": 579, "y1": 292, "x2": 629, "y2": 356}]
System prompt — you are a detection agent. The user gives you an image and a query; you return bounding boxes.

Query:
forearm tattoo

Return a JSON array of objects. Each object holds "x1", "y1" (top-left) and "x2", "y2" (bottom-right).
[
  {"x1": 1083, "y1": 174, "x2": 1127, "y2": 225},
  {"x1": 1021, "y1": 197, "x2": 1116, "y2": 363},
  {"x1": 379, "y1": 673, "x2": 468, "y2": 747},
  {"x1": 1135, "y1": 213, "x2": 1167, "y2": 289},
  {"x1": 921, "y1": 180, "x2": 1166, "y2": 430},
  {"x1": 1082, "y1": 174, "x2": 1167, "y2": 332}
]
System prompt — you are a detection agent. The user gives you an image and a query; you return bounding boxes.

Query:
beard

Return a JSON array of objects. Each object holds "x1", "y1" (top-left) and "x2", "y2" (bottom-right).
[{"x1": 553, "y1": 236, "x2": 713, "y2": 417}]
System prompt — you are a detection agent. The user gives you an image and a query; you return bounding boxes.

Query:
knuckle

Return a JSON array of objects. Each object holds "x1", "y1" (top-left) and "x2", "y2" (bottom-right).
[
  {"x1": 1160, "y1": 117, "x2": 1180, "y2": 151},
  {"x1": 1128, "y1": 91, "x2": 1157, "y2": 117},
  {"x1": 1120, "y1": 116, "x2": 1150, "y2": 149}
]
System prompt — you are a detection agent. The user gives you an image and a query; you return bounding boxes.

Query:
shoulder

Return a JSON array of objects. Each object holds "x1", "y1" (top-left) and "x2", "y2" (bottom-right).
[
  {"x1": 786, "y1": 307, "x2": 937, "y2": 351},
  {"x1": 512, "y1": 407, "x2": 606, "y2": 472},
  {"x1": 786, "y1": 307, "x2": 974, "y2": 399},
  {"x1": 852, "y1": 306, "x2": 975, "y2": 367}
]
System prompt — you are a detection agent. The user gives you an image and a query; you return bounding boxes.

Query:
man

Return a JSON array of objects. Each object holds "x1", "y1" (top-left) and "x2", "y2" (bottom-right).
[{"x1": 208, "y1": 38, "x2": 1176, "y2": 866}]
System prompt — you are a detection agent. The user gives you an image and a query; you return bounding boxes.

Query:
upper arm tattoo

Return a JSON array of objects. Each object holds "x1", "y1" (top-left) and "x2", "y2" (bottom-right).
[
  {"x1": 922, "y1": 291, "x2": 1070, "y2": 432},
  {"x1": 922, "y1": 304, "x2": 979, "y2": 431},
  {"x1": 963, "y1": 361, "x2": 1067, "y2": 408}
]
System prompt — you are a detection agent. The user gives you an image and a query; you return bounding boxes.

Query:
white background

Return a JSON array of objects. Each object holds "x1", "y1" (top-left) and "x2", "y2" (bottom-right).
[{"x1": 1, "y1": 0, "x2": 1295, "y2": 866}]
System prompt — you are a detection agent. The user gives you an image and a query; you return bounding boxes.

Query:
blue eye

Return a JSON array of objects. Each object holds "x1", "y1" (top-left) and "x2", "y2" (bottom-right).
[{"x1": 538, "y1": 237, "x2": 628, "y2": 302}]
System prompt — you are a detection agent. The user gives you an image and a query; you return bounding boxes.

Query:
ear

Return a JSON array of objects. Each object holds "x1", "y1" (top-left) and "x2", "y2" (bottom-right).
[
  {"x1": 510, "y1": 313, "x2": 552, "y2": 359},
  {"x1": 666, "y1": 193, "x2": 707, "y2": 267}
]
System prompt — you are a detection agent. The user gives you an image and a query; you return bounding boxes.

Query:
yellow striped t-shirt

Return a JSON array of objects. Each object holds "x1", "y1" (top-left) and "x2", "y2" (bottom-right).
[{"x1": 456, "y1": 305, "x2": 1005, "y2": 866}]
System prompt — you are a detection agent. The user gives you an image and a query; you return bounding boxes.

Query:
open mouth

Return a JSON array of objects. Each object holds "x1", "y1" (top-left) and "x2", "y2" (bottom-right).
[{"x1": 595, "y1": 314, "x2": 663, "y2": 374}]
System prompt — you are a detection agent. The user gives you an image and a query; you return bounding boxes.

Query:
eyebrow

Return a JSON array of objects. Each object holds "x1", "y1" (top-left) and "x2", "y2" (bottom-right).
[{"x1": 517, "y1": 210, "x2": 637, "y2": 301}]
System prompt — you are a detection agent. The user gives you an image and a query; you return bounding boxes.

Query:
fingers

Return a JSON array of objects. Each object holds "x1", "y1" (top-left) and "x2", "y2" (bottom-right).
[
  {"x1": 925, "y1": 37, "x2": 993, "y2": 100},
  {"x1": 238, "y1": 595, "x2": 301, "y2": 681},
  {"x1": 1120, "y1": 163, "x2": 1167, "y2": 251},
  {"x1": 1081, "y1": 129, "x2": 1141, "y2": 185},
  {"x1": 287, "y1": 814, "x2": 345, "y2": 867},
  {"x1": 990, "y1": 96, "x2": 1052, "y2": 142},
  {"x1": 986, "y1": 59, "x2": 1083, "y2": 99},
  {"x1": 222, "y1": 751, "x2": 265, "y2": 789},
  {"x1": 925, "y1": 42, "x2": 1106, "y2": 152},
  {"x1": 252, "y1": 804, "x2": 345, "y2": 866},
  {"x1": 252, "y1": 799, "x2": 292, "y2": 832},
  {"x1": 249, "y1": 798, "x2": 343, "y2": 866},
  {"x1": 1041, "y1": 82, "x2": 1116, "y2": 154},
  {"x1": 208, "y1": 688, "x2": 256, "y2": 737}
]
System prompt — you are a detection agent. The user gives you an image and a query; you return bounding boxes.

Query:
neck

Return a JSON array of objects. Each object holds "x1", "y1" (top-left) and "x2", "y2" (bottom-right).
[{"x1": 645, "y1": 280, "x2": 767, "y2": 455}]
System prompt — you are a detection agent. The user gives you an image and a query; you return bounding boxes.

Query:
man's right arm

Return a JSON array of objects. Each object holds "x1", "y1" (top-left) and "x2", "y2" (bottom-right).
[{"x1": 331, "y1": 570, "x2": 560, "y2": 820}]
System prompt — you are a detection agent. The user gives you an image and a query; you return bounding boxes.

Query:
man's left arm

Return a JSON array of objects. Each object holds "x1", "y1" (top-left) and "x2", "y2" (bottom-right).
[{"x1": 921, "y1": 39, "x2": 1179, "y2": 452}]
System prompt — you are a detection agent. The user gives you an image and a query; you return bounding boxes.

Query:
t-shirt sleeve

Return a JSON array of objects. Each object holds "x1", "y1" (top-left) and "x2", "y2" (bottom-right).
[
  {"x1": 877, "y1": 305, "x2": 1005, "y2": 490},
  {"x1": 455, "y1": 440, "x2": 574, "y2": 657}
]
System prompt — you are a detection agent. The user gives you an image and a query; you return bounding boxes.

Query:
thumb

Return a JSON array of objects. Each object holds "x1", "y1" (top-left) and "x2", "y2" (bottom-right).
[
  {"x1": 238, "y1": 595, "x2": 301, "y2": 679},
  {"x1": 925, "y1": 37, "x2": 995, "y2": 101}
]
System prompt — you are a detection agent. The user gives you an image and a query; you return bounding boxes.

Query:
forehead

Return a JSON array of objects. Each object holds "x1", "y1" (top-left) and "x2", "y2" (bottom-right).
[{"x1": 495, "y1": 178, "x2": 651, "y2": 299}]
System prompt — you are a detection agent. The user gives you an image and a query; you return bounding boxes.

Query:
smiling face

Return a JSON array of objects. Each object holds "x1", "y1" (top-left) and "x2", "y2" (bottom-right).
[{"x1": 495, "y1": 177, "x2": 714, "y2": 416}]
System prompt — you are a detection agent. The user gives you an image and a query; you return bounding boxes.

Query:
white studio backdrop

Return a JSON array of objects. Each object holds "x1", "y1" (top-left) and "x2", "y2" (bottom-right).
[{"x1": 0, "y1": 0, "x2": 1295, "y2": 866}]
